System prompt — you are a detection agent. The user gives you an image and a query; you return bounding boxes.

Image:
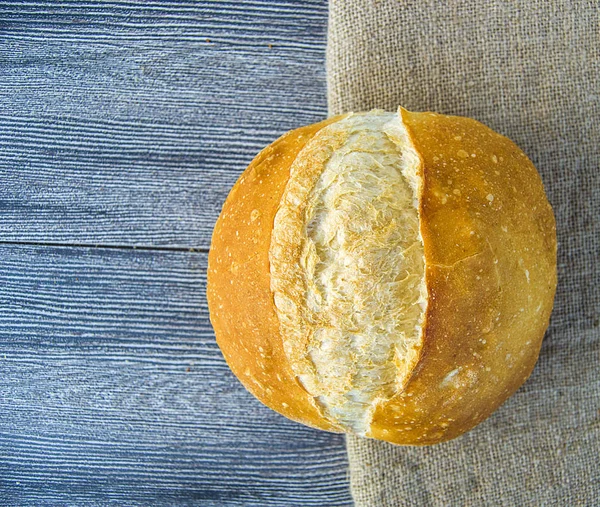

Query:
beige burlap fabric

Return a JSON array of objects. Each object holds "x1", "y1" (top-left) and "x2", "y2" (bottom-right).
[{"x1": 327, "y1": 1, "x2": 599, "y2": 505}]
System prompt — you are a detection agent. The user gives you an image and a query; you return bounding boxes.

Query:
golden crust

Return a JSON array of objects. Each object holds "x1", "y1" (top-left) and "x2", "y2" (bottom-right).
[
  {"x1": 369, "y1": 109, "x2": 557, "y2": 444},
  {"x1": 207, "y1": 116, "x2": 345, "y2": 432},
  {"x1": 207, "y1": 109, "x2": 557, "y2": 444}
]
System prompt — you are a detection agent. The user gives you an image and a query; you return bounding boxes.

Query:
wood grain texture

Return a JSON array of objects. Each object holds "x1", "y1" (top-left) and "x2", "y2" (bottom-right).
[
  {"x1": 0, "y1": 0, "x2": 329, "y2": 248},
  {"x1": 0, "y1": 244, "x2": 351, "y2": 506},
  {"x1": 0, "y1": 1, "x2": 352, "y2": 505}
]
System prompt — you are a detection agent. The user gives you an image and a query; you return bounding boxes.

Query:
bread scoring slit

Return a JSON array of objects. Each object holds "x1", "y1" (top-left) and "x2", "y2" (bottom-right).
[{"x1": 270, "y1": 110, "x2": 427, "y2": 435}]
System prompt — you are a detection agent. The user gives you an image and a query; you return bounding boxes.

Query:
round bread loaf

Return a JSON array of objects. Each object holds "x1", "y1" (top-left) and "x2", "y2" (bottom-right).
[{"x1": 207, "y1": 108, "x2": 556, "y2": 445}]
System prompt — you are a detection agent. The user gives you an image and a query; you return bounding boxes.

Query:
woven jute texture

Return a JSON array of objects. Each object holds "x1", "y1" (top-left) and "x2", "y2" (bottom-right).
[{"x1": 327, "y1": 1, "x2": 599, "y2": 505}]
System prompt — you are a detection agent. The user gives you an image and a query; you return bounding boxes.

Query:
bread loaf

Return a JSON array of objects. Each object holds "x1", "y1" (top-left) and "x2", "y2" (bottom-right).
[{"x1": 207, "y1": 108, "x2": 556, "y2": 445}]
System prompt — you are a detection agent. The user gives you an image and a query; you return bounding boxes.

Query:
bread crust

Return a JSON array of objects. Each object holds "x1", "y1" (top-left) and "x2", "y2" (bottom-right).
[
  {"x1": 207, "y1": 109, "x2": 557, "y2": 444},
  {"x1": 369, "y1": 109, "x2": 556, "y2": 444},
  {"x1": 207, "y1": 116, "x2": 345, "y2": 432}
]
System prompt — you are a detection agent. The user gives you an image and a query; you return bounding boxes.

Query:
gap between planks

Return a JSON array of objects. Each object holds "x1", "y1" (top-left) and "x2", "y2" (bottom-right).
[{"x1": 0, "y1": 240, "x2": 209, "y2": 253}]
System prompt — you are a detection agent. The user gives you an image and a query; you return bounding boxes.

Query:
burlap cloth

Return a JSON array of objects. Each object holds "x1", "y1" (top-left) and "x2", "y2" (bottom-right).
[{"x1": 327, "y1": 1, "x2": 599, "y2": 505}]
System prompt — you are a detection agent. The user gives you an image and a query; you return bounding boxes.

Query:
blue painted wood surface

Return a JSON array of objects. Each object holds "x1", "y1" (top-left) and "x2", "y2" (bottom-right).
[
  {"x1": 0, "y1": 2, "x2": 353, "y2": 505},
  {"x1": 0, "y1": 0, "x2": 330, "y2": 248}
]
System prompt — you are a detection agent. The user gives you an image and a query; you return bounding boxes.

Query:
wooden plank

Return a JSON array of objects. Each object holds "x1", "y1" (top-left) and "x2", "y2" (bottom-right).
[
  {"x1": 0, "y1": 3, "x2": 350, "y2": 504},
  {"x1": 0, "y1": 243, "x2": 352, "y2": 506},
  {"x1": 0, "y1": 0, "x2": 329, "y2": 248}
]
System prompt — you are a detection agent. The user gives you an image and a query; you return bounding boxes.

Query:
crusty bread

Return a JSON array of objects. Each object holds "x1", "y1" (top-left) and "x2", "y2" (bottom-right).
[{"x1": 207, "y1": 108, "x2": 556, "y2": 445}]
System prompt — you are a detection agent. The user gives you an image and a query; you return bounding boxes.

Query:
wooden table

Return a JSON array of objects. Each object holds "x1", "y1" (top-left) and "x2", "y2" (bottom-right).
[{"x1": 0, "y1": 2, "x2": 352, "y2": 505}]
